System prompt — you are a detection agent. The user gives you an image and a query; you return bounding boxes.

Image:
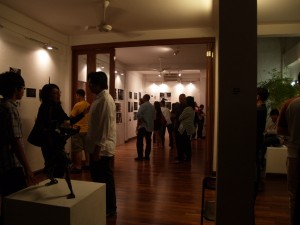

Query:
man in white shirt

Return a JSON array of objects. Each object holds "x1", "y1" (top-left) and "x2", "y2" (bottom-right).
[
  {"x1": 136, "y1": 94, "x2": 155, "y2": 161},
  {"x1": 86, "y1": 71, "x2": 117, "y2": 217},
  {"x1": 160, "y1": 99, "x2": 173, "y2": 149}
]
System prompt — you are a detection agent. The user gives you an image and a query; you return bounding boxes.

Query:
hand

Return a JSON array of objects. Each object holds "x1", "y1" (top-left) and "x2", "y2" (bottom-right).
[
  {"x1": 25, "y1": 169, "x2": 39, "y2": 185},
  {"x1": 92, "y1": 146, "x2": 101, "y2": 161}
]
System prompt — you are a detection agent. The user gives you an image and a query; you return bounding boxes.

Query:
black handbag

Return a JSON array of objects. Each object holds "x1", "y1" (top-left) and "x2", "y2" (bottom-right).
[{"x1": 27, "y1": 122, "x2": 43, "y2": 147}]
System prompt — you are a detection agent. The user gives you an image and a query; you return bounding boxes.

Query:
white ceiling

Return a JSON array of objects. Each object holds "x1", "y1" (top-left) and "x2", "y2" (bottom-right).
[{"x1": 1, "y1": 0, "x2": 300, "y2": 79}]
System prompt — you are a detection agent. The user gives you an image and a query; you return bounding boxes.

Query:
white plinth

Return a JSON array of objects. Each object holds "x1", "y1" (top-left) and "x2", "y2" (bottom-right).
[
  {"x1": 266, "y1": 146, "x2": 288, "y2": 174},
  {"x1": 3, "y1": 179, "x2": 106, "y2": 225}
]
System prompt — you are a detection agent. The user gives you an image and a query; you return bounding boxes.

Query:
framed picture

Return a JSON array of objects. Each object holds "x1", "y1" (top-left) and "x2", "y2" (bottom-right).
[
  {"x1": 118, "y1": 89, "x2": 124, "y2": 100},
  {"x1": 129, "y1": 91, "x2": 132, "y2": 99},
  {"x1": 130, "y1": 102, "x2": 133, "y2": 112},
  {"x1": 134, "y1": 92, "x2": 137, "y2": 100},
  {"x1": 134, "y1": 102, "x2": 138, "y2": 110},
  {"x1": 133, "y1": 112, "x2": 137, "y2": 120},
  {"x1": 115, "y1": 103, "x2": 121, "y2": 112},
  {"x1": 116, "y1": 112, "x2": 122, "y2": 123},
  {"x1": 26, "y1": 88, "x2": 36, "y2": 98},
  {"x1": 128, "y1": 102, "x2": 133, "y2": 112}
]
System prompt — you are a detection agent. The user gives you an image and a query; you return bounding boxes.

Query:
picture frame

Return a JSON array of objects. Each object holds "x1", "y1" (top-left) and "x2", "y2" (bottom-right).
[
  {"x1": 118, "y1": 89, "x2": 124, "y2": 100},
  {"x1": 134, "y1": 102, "x2": 138, "y2": 110},
  {"x1": 26, "y1": 88, "x2": 36, "y2": 98}
]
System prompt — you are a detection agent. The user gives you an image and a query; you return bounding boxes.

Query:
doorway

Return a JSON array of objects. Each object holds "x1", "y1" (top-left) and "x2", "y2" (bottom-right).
[{"x1": 71, "y1": 37, "x2": 215, "y2": 174}]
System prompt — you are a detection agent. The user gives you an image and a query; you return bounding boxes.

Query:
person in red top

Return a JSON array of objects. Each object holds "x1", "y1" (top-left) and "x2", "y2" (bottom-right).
[{"x1": 277, "y1": 73, "x2": 300, "y2": 225}]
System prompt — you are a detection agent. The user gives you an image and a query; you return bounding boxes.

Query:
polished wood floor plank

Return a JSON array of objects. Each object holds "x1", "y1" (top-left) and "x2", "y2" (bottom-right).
[{"x1": 37, "y1": 138, "x2": 289, "y2": 225}]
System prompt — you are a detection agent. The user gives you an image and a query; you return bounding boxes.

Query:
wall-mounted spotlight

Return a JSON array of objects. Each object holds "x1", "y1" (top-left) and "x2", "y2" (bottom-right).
[
  {"x1": 25, "y1": 37, "x2": 58, "y2": 50},
  {"x1": 173, "y1": 47, "x2": 180, "y2": 56},
  {"x1": 44, "y1": 43, "x2": 56, "y2": 50}
]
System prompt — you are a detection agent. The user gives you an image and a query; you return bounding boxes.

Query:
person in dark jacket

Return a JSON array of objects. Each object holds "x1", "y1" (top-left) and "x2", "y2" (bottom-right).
[{"x1": 34, "y1": 84, "x2": 85, "y2": 181}]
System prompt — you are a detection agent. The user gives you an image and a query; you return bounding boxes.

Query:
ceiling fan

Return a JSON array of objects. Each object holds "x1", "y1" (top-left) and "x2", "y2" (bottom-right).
[
  {"x1": 86, "y1": 0, "x2": 113, "y2": 32},
  {"x1": 84, "y1": 0, "x2": 142, "y2": 37},
  {"x1": 153, "y1": 57, "x2": 171, "y2": 73}
]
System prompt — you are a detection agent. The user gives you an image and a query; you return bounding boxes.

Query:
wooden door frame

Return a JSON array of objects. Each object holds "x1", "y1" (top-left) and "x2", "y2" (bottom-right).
[{"x1": 71, "y1": 37, "x2": 215, "y2": 174}]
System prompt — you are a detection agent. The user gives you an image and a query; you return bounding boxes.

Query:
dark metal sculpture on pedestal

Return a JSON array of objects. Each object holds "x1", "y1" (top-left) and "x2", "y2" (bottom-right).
[{"x1": 43, "y1": 123, "x2": 80, "y2": 199}]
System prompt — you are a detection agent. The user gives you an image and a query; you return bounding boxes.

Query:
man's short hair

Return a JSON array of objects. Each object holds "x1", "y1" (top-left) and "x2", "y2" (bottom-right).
[
  {"x1": 76, "y1": 89, "x2": 85, "y2": 97},
  {"x1": 143, "y1": 94, "x2": 150, "y2": 101},
  {"x1": 0, "y1": 71, "x2": 25, "y2": 98},
  {"x1": 87, "y1": 71, "x2": 108, "y2": 89},
  {"x1": 257, "y1": 87, "x2": 269, "y2": 101}
]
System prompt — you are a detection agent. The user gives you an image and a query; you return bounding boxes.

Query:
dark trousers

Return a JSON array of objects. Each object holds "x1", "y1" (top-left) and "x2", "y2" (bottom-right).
[
  {"x1": 160, "y1": 124, "x2": 174, "y2": 148},
  {"x1": 90, "y1": 156, "x2": 116, "y2": 214},
  {"x1": 197, "y1": 120, "x2": 204, "y2": 138},
  {"x1": 0, "y1": 167, "x2": 27, "y2": 225},
  {"x1": 176, "y1": 131, "x2": 191, "y2": 161},
  {"x1": 41, "y1": 146, "x2": 66, "y2": 178},
  {"x1": 136, "y1": 127, "x2": 152, "y2": 159}
]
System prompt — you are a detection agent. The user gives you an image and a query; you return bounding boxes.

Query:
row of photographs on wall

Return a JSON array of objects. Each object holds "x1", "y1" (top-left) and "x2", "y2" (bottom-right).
[{"x1": 114, "y1": 89, "x2": 142, "y2": 101}]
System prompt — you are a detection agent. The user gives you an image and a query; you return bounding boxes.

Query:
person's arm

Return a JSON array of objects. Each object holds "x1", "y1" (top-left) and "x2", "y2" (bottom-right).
[
  {"x1": 179, "y1": 108, "x2": 189, "y2": 121},
  {"x1": 12, "y1": 138, "x2": 38, "y2": 185},
  {"x1": 277, "y1": 100, "x2": 290, "y2": 136}
]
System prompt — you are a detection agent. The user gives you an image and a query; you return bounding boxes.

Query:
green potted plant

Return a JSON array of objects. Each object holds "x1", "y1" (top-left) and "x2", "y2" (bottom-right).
[{"x1": 258, "y1": 69, "x2": 300, "y2": 110}]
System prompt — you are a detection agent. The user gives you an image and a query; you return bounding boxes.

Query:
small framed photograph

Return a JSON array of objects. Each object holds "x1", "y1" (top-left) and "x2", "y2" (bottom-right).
[
  {"x1": 116, "y1": 112, "x2": 122, "y2": 123},
  {"x1": 26, "y1": 88, "x2": 36, "y2": 98},
  {"x1": 134, "y1": 102, "x2": 138, "y2": 110},
  {"x1": 129, "y1": 91, "x2": 132, "y2": 99},
  {"x1": 118, "y1": 89, "x2": 124, "y2": 100},
  {"x1": 134, "y1": 112, "x2": 137, "y2": 120}
]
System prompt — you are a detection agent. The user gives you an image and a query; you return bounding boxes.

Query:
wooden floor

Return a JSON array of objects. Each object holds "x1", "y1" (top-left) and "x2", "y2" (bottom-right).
[{"x1": 39, "y1": 138, "x2": 289, "y2": 225}]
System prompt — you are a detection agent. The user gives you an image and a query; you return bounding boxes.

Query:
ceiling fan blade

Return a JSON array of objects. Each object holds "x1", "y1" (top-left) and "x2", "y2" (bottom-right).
[{"x1": 102, "y1": 0, "x2": 110, "y2": 25}]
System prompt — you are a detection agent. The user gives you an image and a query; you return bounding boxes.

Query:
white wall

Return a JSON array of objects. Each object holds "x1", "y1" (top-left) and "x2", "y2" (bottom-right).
[
  {"x1": 115, "y1": 72, "x2": 126, "y2": 145},
  {"x1": 144, "y1": 81, "x2": 202, "y2": 105},
  {"x1": 125, "y1": 71, "x2": 145, "y2": 140},
  {"x1": 0, "y1": 12, "x2": 70, "y2": 171}
]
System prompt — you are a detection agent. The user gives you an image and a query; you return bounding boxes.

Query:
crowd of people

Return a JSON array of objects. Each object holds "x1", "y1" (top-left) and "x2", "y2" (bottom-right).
[
  {"x1": 1, "y1": 68, "x2": 299, "y2": 225},
  {"x1": 134, "y1": 92, "x2": 206, "y2": 163}
]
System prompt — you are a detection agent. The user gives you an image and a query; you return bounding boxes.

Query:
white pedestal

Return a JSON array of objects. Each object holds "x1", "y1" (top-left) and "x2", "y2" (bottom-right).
[
  {"x1": 266, "y1": 146, "x2": 288, "y2": 174},
  {"x1": 3, "y1": 179, "x2": 106, "y2": 225}
]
